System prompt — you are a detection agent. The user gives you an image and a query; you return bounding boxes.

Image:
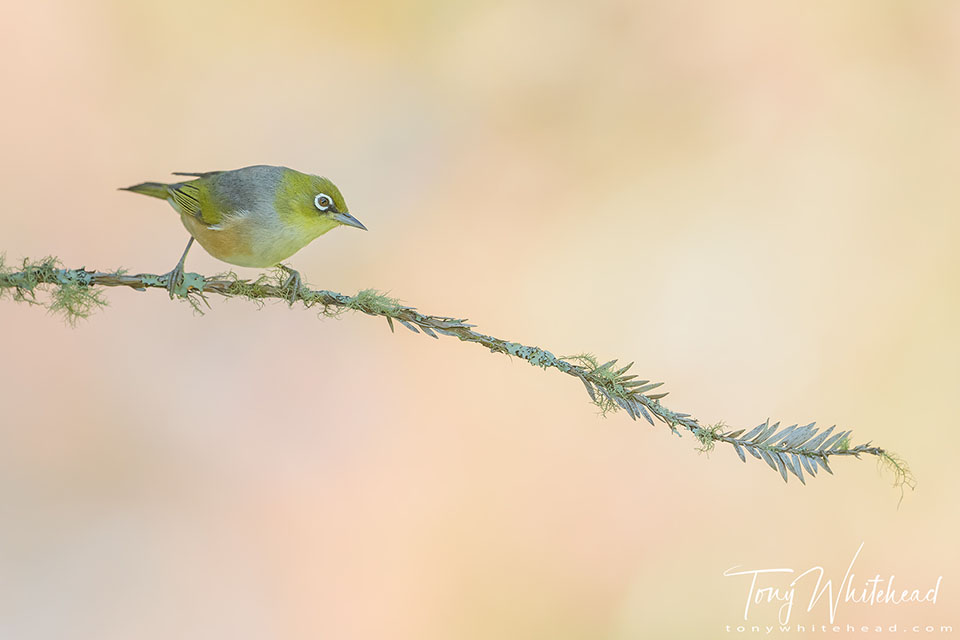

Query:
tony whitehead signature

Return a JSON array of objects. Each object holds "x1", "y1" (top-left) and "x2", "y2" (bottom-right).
[{"x1": 723, "y1": 543, "x2": 942, "y2": 624}]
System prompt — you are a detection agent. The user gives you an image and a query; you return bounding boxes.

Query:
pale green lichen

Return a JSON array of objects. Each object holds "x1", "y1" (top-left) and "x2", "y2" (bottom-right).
[
  {"x1": 877, "y1": 450, "x2": 916, "y2": 505},
  {"x1": 503, "y1": 342, "x2": 556, "y2": 369},
  {"x1": 215, "y1": 271, "x2": 268, "y2": 306},
  {"x1": 559, "y1": 353, "x2": 635, "y2": 416},
  {"x1": 347, "y1": 289, "x2": 402, "y2": 315},
  {"x1": 0, "y1": 255, "x2": 914, "y2": 497},
  {"x1": 561, "y1": 353, "x2": 600, "y2": 371},
  {"x1": 47, "y1": 280, "x2": 107, "y2": 326},
  {"x1": 575, "y1": 354, "x2": 623, "y2": 386},
  {"x1": 178, "y1": 272, "x2": 206, "y2": 295},
  {"x1": 0, "y1": 256, "x2": 107, "y2": 325},
  {"x1": 561, "y1": 353, "x2": 619, "y2": 384},
  {"x1": 0, "y1": 253, "x2": 10, "y2": 296},
  {"x1": 695, "y1": 422, "x2": 726, "y2": 453},
  {"x1": 527, "y1": 348, "x2": 556, "y2": 368},
  {"x1": 139, "y1": 274, "x2": 165, "y2": 287},
  {"x1": 560, "y1": 354, "x2": 621, "y2": 416}
]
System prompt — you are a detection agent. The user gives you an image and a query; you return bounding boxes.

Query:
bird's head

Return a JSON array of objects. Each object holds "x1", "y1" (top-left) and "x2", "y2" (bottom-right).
[{"x1": 275, "y1": 169, "x2": 366, "y2": 237}]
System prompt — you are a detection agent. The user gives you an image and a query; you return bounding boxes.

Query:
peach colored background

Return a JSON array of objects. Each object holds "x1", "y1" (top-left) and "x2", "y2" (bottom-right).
[{"x1": 1, "y1": 1, "x2": 957, "y2": 638}]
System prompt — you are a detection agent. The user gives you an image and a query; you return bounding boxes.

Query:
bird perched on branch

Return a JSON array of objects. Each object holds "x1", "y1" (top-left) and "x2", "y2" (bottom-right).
[{"x1": 121, "y1": 164, "x2": 366, "y2": 299}]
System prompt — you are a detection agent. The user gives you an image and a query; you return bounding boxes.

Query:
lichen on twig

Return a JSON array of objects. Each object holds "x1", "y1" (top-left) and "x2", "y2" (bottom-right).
[{"x1": 0, "y1": 255, "x2": 913, "y2": 491}]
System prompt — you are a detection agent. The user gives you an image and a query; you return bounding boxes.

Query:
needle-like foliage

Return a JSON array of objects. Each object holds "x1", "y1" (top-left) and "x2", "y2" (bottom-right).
[{"x1": 0, "y1": 256, "x2": 913, "y2": 492}]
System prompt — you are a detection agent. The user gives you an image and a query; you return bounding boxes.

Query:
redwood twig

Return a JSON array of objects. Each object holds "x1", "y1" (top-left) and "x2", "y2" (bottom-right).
[{"x1": 0, "y1": 256, "x2": 913, "y2": 490}]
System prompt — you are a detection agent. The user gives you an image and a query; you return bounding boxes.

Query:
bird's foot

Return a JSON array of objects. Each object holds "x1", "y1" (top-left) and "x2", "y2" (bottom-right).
[
  {"x1": 162, "y1": 262, "x2": 186, "y2": 299},
  {"x1": 162, "y1": 237, "x2": 196, "y2": 299},
  {"x1": 278, "y1": 264, "x2": 305, "y2": 305}
]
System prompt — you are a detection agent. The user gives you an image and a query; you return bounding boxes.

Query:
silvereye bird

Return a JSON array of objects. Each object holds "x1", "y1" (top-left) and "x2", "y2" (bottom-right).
[{"x1": 120, "y1": 165, "x2": 366, "y2": 298}]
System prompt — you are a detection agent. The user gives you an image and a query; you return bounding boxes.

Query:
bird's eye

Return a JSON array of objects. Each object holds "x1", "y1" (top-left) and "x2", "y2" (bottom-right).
[{"x1": 314, "y1": 193, "x2": 333, "y2": 211}]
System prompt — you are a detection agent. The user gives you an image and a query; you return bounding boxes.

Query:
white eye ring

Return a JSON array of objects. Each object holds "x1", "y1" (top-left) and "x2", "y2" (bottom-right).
[{"x1": 314, "y1": 193, "x2": 333, "y2": 211}]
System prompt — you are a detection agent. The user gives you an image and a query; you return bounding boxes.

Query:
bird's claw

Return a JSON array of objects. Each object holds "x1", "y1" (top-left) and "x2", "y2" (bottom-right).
[
  {"x1": 279, "y1": 264, "x2": 304, "y2": 305},
  {"x1": 163, "y1": 264, "x2": 186, "y2": 299},
  {"x1": 163, "y1": 237, "x2": 195, "y2": 299}
]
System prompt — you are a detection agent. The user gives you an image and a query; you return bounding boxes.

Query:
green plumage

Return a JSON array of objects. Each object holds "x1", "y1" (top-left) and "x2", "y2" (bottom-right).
[{"x1": 120, "y1": 165, "x2": 363, "y2": 271}]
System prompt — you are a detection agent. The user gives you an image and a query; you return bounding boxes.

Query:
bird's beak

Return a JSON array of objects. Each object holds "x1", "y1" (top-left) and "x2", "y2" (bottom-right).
[{"x1": 332, "y1": 211, "x2": 367, "y2": 231}]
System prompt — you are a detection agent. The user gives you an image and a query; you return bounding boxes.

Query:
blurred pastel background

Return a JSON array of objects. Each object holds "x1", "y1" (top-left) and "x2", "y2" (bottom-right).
[{"x1": 1, "y1": 1, "x2": 958, "y2": 638}]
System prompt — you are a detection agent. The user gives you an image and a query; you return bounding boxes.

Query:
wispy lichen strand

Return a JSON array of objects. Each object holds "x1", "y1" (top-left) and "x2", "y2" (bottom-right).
[{"x1": 0, "y1": 257, "x2": 912, "y2": 490}]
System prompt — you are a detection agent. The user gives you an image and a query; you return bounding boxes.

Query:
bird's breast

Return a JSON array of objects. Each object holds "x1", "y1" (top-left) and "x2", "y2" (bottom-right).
[{"x1": 180, "y1": 210, "x2": 317, "y2": 268}]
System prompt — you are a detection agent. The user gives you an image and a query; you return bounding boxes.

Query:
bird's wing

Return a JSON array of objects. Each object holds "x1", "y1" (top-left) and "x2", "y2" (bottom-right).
[
  {"x1": 168, "y1": 180, "x2": 223, "y2": 226},
  {"x1": 172, "y1": 170, "x2": 224, "y2": 178},
  {"x1": 170, "y1": 166, "x2": 283, "y2": 227}
]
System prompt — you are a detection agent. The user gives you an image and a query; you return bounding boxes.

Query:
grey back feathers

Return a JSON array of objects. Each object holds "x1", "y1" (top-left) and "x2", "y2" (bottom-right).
[
  {"x1": 202, "y1": 165, "x2": 285, "y2": 217},
  {"x1": 123, "y1": 165, "x2": 290, "y2": 225}
]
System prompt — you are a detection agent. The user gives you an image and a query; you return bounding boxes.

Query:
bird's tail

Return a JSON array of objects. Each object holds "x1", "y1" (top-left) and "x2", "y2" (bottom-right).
[{"x1": 118, "y1": 181, "x2": 172, "y2": 200}]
